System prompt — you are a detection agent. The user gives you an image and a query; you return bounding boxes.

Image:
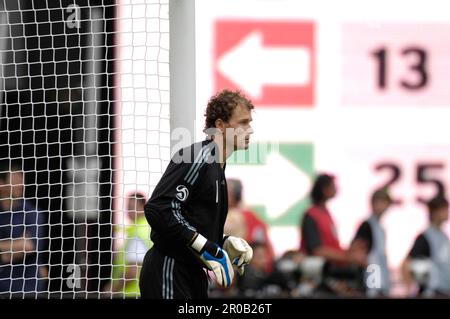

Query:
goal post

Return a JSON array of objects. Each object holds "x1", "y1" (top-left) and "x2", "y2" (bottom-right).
[{"x1": 169, "y1": 0, "x2": 197, "y2": 152}]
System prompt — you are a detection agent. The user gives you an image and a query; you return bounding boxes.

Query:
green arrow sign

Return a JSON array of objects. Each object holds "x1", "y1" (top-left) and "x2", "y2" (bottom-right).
[{"x1": 227, "y1": 142, "x2": 314, "y2": 226}]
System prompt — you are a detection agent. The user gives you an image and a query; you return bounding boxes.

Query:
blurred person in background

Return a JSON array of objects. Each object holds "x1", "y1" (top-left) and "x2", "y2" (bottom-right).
[
  {"x1": 350, "y1": 189, "x2": 392, "y2": 297},
  {"x1": 401, "y1": 195, "x2": 450, "y2": 297},
  {"x1": 300, "y1": 173, "x2": 367, "y2": 296},
  {"x1": 272, "y1": 249, "x2": 306, "y2": 297},
  {"x1": 236, "y1": 242, "x2": 271, "y2": 297},
  {"x1": 225, "y1": 178, "x2": 275, "y2": 273},
  {"x1": 0, "y1": 160, "x2": 48, "y2": 297},
  {"x1": 106, "y1": 192, "x2": 153, "y2": 298},
  {"x1": 236, "y1": 242, "x2": 291, "y2": 298}
]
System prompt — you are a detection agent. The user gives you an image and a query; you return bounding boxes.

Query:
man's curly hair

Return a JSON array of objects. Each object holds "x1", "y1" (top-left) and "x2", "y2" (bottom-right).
[{"x1": 204, "y1": 89, "x2": 254, "y2": 130}]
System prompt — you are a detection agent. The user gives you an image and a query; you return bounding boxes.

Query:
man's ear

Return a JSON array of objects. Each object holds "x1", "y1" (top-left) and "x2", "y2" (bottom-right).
[{"x1": 215, "y1": 119, "x2": 225, "y2": 134}]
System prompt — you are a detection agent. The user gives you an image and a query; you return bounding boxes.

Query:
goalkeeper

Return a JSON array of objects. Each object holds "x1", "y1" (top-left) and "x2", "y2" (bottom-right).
[{"x1": 139, "y1": 90, "x2": 254, "y2": 299}]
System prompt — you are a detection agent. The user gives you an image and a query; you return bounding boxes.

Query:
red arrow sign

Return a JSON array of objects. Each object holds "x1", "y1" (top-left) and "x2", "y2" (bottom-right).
[{"x1": 215, "y1": 20, "x2": 315, "y2": 107}]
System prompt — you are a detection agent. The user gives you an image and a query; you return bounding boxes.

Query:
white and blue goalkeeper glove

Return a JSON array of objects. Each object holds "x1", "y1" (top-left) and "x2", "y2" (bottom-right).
[
  {"x1": 223, "y1": 236, "x2": 253, "y2": 275},
  {"x1": 190, "y1": 233, "x2": 234, "y2": 288}
]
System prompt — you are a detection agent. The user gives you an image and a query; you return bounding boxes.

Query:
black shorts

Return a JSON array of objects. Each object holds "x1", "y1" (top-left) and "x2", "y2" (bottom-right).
[{"x1": 139, "y1": 247, "x2": 209, "y2": 299}]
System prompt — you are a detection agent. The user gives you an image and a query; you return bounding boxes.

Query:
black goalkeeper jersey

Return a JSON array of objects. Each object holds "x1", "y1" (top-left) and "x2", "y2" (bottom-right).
[{"x1": 144, "y1": 139, "x2": 228, "y2": 266}]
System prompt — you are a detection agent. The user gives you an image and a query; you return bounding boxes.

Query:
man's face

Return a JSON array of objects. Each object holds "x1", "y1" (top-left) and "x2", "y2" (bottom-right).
[
  {"x1": 227, "y1": 186, "x2": 238, "y2": 208},
  {"x1": 224, "y1": 104, "x2": 253, "y2": 151},
  {"x1": 127, "y1": 198, "x2": 144, "y2": 221},
  {"x1": 372, "y1": 199, "x2": 391, "y2": 217},
  {"x1": 324, "y1": 181, "x2": 337, "y2": 200},
  {"x1": 435, "y1": 206, "x2": 449, "y2": 224},
  {"x1": 0, "y1": 171, "x2": 24, "y2": 199}
]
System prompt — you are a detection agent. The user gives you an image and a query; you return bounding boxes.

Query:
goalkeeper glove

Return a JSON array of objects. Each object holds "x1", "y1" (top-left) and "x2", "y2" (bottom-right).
[
  {"x1": 223, "y1": 236, "x2": 253, "y2": 275},
  {"x1": 190, "y1": 233, "x2": 234, "y2": 288}
]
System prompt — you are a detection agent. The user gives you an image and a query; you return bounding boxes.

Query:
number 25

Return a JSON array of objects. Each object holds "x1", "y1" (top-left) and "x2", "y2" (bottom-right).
[{"x1": 375, "y1": 162, "x2": 446, "y2": 205}]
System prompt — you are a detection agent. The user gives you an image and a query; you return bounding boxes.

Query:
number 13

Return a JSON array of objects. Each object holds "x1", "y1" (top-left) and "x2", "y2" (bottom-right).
[{"x1": 372, "y1": 46, "x2": 428, "y2": 90}]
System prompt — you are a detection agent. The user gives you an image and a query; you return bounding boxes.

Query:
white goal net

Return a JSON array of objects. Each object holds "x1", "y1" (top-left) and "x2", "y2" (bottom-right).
[{"x1": 0, "y1": 0, "x2": 170, "y2": 298}]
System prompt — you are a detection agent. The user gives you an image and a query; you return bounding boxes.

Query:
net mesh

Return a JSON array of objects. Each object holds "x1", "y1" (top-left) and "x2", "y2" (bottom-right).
[{"x1": 0, "y1": 0, "x2": 170, "y2": 298}]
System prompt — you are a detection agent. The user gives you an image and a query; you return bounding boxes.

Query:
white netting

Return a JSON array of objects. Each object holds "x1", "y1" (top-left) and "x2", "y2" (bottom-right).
[
  {"x1": 112, "y1": 0, "x2": 170, "y2": 299},
  {"x1": 0, "y1": 0, "x2": 170, "y2": 298}
]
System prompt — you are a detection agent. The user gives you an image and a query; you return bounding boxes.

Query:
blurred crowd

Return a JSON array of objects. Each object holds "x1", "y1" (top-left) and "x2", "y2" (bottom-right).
[
  {"x1": 210, "y1": 175, "x2": 450, "y2": 299},
  {"x1": 0, "y1": 159, "x2": 449, "y2": 298}
]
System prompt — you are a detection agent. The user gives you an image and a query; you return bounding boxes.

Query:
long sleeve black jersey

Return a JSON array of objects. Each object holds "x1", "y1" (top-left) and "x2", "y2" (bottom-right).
[{"x1": 144, "y1": 139, "x2": 228, "y2": 266}]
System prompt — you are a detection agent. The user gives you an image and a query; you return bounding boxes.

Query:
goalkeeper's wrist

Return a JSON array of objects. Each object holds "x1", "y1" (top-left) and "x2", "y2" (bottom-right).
[
  {"x1": 189, "y1": 232, "x2": 208, "y2": 254},
  {"x1": 221, "y1": 235, "x2": 230, "y2": 247}
]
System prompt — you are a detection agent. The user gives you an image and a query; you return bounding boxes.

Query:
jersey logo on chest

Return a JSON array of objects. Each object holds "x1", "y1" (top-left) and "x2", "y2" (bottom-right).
[{"x1": 176, "y1": 185, "x2": 189, "y2": 202}]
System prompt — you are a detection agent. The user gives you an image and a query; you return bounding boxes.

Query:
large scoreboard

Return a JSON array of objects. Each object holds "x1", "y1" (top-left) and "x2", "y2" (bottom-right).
[{"x1": 194, "y1": 0, "x2": 450, "y2": 271}]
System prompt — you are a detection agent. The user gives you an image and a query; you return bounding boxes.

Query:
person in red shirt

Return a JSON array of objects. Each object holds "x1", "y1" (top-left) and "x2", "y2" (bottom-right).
[
  {"x1": 225, "y1": 178, "x2": 275, "y2": 273},
  {"x1": 300, "y1": 174, "x2": 367, "y2": 284}
]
